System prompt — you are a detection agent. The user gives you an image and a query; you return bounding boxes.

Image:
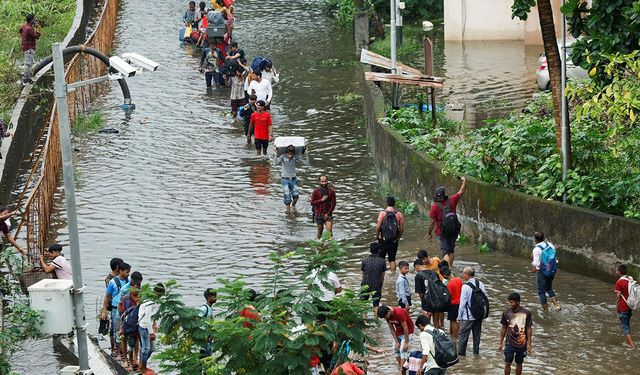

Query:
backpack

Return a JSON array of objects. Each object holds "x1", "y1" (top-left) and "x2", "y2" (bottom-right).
[
  {"x1": 421, "y1": 270, "x2": 450, "y2": 313},
  {"x1": 118, "y1": 293, "x2": 135, "y2": 314},
  {"x1": 436, "y1": 201, "x2": 461, "y2": 238},
  {"x1": 465, "y1": 280, "x2": 489, "y2": 320},
  {"x1": 121, "y1": 305, "x2": 140, "y2": 335},
  {"x1": 622, "y1": 276, "x2": 640, "y2": 310},
  {"x1": 425, "y1": 328, "x2": 459, "y2": 368},
  {"x1": 381, "y1": 210, "x2": 400, "y2": 242},
  {"x1": 250, "y1": 56, "x2": 272, "y2": 72},
  {"x1": 537, "y1": 241, "x2": 557, "y2": 278},
  {"x1": 220, "y1": 59, "x2": 238, "y2": 77}
]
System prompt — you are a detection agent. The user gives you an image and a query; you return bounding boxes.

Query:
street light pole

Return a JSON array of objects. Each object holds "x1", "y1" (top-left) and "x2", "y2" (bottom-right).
[
  {"x1": 561, "y1": 0, "x2": 568, "y2": 203},
  {"x1": 390, "y1": 0, "x2": 399, "y2": 108},
  {"x1": 52, "y1": 42, "x2": 91, "y2": 373}
]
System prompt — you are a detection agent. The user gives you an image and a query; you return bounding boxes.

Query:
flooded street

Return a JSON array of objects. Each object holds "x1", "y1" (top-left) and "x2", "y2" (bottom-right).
[{"x1": 10, "y1": 0, "x2": 639, "y2": 373}]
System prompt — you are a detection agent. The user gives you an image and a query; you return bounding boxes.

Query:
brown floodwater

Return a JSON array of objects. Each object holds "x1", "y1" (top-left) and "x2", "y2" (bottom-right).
[{"x1": 10, "y1": 0, "x2": 638, "y2": 373}]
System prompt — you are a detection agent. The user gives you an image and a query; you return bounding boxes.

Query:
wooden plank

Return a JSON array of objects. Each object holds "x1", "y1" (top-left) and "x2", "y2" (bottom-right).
[
  {"x1": 360, "y1": 49, "x2": 423, "y2": 76},
  {"x1": 364, "y1": 72, "x2": 445, "y2": 89}
]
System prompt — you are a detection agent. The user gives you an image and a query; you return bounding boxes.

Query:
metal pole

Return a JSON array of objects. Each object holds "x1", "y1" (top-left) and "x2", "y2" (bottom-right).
[
  {"x1": 390, "y1": 0, "x2": 399, "y2": 108},
  {"x1": 561, "y1": 1, "x2": 568, "y2": 203},
  {"x1": 52, "y1": 42, "x2": 90, "y2": 373},
  {"x1": 396, "y1": 0, "x2": 403, "y2": 47}
]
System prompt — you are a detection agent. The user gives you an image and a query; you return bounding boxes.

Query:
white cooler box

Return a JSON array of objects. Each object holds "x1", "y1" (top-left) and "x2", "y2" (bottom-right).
[
  {"x1": 29, "y1": 279, "x2": 75, "y2": 335},
  {"x1": 274, "y1": 136, "x2": 306, "y2": 156}
]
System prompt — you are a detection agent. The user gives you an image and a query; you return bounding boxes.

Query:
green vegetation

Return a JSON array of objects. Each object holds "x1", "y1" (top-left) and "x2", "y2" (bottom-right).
[
  {"x1": 72, "y1": 111, "x2": 104, "y2": 135},
  {"x1": 384, "y1": 52, "x2": 640, "y2": 219},
  {"x1": 0, "y1": 248, "x2": 43, "y2": 373},
  {"x1": 396, "y1": 200, "x2": 418, "y2": 215},
  {"x1": 479, "y1": 242, "x2": 490, "y2": 254},
  {"x1": 369, "y1": 24, "x2": 424, "y2": 59},
  {"x1": 321, "y1": 0, "x2": 443, "y2": 28},
  {"x1": 457, "y1": 232, "x2": 468, "y2": 245},
  {"x1": 334, "y1": 91, "x2": 363, "y2": 105},
  {"x1": 0, "y1": 0, "x2": 76, "y2": 122},
  {"x1": 153, "y1": 238, "x2": 377, "y2": 374}
]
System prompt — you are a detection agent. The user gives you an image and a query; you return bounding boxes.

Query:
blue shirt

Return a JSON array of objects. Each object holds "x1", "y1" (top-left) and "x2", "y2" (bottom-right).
[
  {"x1": 458, "y1": 277, "x2": 488, "y2": 321},
  {"x1": 105, "y1": 276, "x2": 128, "y2": 307},
  {"x1": 396, "y1": 274, "x2": 411, "y2": 305}
]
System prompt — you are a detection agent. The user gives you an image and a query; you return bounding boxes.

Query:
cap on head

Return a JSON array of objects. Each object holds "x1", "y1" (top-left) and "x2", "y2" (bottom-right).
[{"x1": 48, "y1": 243, "x2": 63, "y2": 253}]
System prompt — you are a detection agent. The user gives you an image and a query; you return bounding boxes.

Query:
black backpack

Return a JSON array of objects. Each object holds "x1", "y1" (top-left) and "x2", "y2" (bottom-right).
[
  {"x1": 421, "y1": 270, "x2": 451, "y2": 313},
  {"x1": 466, "y1": 280, "x2": 489, "y2": 320},
  {"x1": 426, "y1": 328, "x2": 459, "y2": 368},
  {"x1": 437, "y1": 201, "x2": 461, "y2": 238},
  {"x1": 381, "y1": 210, "x2": 400, "y2": 241},
  {"x1": 121, "y1": 304, "x2": 140, "y2": 335}
]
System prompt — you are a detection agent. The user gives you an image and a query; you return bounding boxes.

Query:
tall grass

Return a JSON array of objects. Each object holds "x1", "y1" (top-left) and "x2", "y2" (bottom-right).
[
  {"x1": 0, "y1": 0, "x2": 76, "y2": 122},
  {"x1": 72, "y1": 111, "x2": 104, "y2": 135}
]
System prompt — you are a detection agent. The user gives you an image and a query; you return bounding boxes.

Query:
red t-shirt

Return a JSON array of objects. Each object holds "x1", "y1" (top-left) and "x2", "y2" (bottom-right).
[
  {"x1": 239, "y1": 306, "x2": 260, "y2": 328},
  {"x1": 429, "y1": 192, "x2": 461, "y2": 236},
  {"x1": 250, "y1": 111, "x2": 272, "y2": 140},
  {"x1": 446, "y1": 277, "x2": 463, "y2": 305},
  {"x1": 388, "y1": 307, "x2": 414, "y2": 336},
  {"x1": 615, "y1": 277, "x2": 630, "y2": 313}
]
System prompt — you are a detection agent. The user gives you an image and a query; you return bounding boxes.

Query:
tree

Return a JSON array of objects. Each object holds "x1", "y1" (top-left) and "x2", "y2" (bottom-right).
[
  {"x1": 512, "y1": 0, "x2": 568, "y2": 164},
  {"x1": 561, "y1": 0, "x2": 640, "y2": 87},
  {"x1": 152, "y1": 238, "x2": 377, "y2": 374}
]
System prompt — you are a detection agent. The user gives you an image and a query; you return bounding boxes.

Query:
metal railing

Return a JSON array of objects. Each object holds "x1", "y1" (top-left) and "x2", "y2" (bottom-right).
[{"x1": 14, "y1": 0, "x2": 119, "y2": 264}]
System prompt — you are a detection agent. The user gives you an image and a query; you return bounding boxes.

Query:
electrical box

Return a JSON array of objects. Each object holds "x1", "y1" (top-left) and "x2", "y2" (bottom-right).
[{"x1": 28, "y1": 279, "x2": 74, "y2": 334}]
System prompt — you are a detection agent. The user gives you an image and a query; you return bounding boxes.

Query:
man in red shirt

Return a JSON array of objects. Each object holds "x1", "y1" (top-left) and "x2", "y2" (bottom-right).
[
  {"x1": 427, "y1": 177, "x2": 466, "y2": 266},
  {"x1": 615, "y1": 264, "x2": 636, "y2": 349},
  {"x1": 310, "y1": 175, "x2": 336, "y2": 239},
  {"x1": 378, "y1": 304, "x2": 414, "y2": 370},
  {"x1": 247, "y1": 100, "x2": 272, "y2": 156},
  {"x1": 442, "y1": 266, "x2": 462, "y2": 342},
  {"x1": 18, "y1": 14, "x2": 40, "y2": 84}
]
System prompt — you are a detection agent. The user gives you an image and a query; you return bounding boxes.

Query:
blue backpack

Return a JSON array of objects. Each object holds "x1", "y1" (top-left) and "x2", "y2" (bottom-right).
[
  {"x1": 537, "y1": 241, "x2": 557, "y2": 277},
  {"x1": 250, "y1": 56, "x2": 272, "y2": 72},
  {"x1": 121, "y1": 305, "x2": 140, "y2": 335}
]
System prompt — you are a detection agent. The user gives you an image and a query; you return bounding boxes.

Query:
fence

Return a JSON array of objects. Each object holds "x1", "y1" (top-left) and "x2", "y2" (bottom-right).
[{"x1": 14, "y1": 0, "x2": 119, "y2": 265}]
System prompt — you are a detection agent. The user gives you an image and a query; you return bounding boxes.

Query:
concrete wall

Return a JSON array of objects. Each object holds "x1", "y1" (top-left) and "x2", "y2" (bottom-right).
[
  {"x1": 0, "y1": 0, "x2": 97, "y2": 205},
  {"x1": 444, "y1": 0, "x2": 565, "y2": 43},
  {"x1": 362, "y1": 74, "x2": 640, "y2": 282}
]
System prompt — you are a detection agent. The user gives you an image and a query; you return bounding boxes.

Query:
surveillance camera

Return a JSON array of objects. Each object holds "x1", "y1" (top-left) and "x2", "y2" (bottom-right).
[
  {"x1": 122, "y1": 52, "x2": 159, "y2": 72},
  {"x1": 109, "y1": 56, "x2": 136, "y2": 77}
]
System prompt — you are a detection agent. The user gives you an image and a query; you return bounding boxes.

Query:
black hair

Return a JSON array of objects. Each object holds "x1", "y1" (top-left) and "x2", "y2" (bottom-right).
[
  {"x1": 507, "y1": 292, "x2": 521, "y2": 302},
  {"x1": 416, "y1": 249, "x2": 428, "y2": 259},
  {"x1": 256, "y1": 99, "x2": 266, "y2": 106},
  {"x1": 439, "y1": 260, "x2": 449, "y2": 269},
  {"x1": 130, "y1": 271, "x2": 143, "y2": 282},
  {"x1": 249, "y1": 94, "x2": 257, "y2": 100},
  {"x1": 286, "y1": 145, "x2": 295, "y2": 153},
  {"x1": 534, "y1": 231, "x2": 545, "y2": 242},
  {"x1": 398, "y1": 260, "x2": 409, "y2": 268},
  {"x1": 440, "y1": 266, "x2": 451, "y2": 277},
  {"x1": 369, "y1": 242, "x2": 380, "y2": 255},
  {"x1": 377, "y1": 305, "x2": 391, "y2": 319},
  {"x1": 110, "y1": 257, "x2": 123, "y2": 271},
  {"x1": 204, "y1": 288, "x2": 217, "y2": 298},
  {"x1": 48, "y1": 243, "x2": 63, "y2": 253},
  {"x1": 26, "y1": 14, "x2": 35, "y2": 23},
  {"x1": 119, "y1": 262, "x2": 131, "y2": 271},
  {"x1": 413, "y1": 259, "x2": 424, "y2": 268},
  {"x1": 248, "y1": 288, "x2": 257, "y2": 302},
  {"x1": 154, "y1": 282, "x2": 166, "y2": 295},
  {"x1": 254, "y1": 71, "x2": 262, "y2": 77},
  {"x1": 130, "y1": 279, "x2": 142, "y2": 287},
  {"x1": 415, "y1": 315, "x2": 430, "y2": 328},
  {"x1": 386, "y1": 196, "x2": 396, "y2": 207},
  {"x1": 198, "y1": 1, "x2": 206, "y2": 10},
  {"x1": 264, "y1": 61, "x2": 272, "y2": 68},
  {"x1": 188, "y1": 1, "x2": 196, "y2": 6},
  {"x1": 618, "y1": 264, "x2": 628, "y2": 275},
  {"x1": 230, "y1": 42, "x2": 238, "y2": 48}
]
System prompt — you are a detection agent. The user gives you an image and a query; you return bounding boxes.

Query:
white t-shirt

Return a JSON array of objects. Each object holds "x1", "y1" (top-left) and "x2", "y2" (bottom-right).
[
  {"x1": 138, "y1": 301, "x2": 159, "y2": 332},
  {"x1": 52, "y1": 255, "x2": 73, "y2": 279},
  {"x1": 247, "y1": 79, "x2": 273, "y2": 103},
  {"x1": 310, "y1": 269, "x2": 342, "y2": 302},
  {"x1": 531, "y1": 241, "x2": 557, "y2": 270},
  {"x1": 419, "y1": 326, "x2": 443, "y2": 371}
]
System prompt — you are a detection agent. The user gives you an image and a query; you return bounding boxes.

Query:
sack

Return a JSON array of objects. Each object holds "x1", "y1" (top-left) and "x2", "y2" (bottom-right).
[
  {"x1": 426, "y1": 328, "x2": 459, "y2": 368},
  {"x1": 121, "y1": 305, "x2": 140, "y2": 335},
  {"x1": 381, "y1": 210, "x2": 400, "y2": 242},
  {"x1": 98, "y1": 318, "x2": 110, "y2": 335},
  {"x1": 421, "y1": 270, "x2": 450, "y2": 312},
  {"x1": 437, "y1": 201, "x2": 461, "y2": 238},
  {"x1": 623, "y1": 276, "x2": 640, "y2": 310},
  {"x1": 466, "y1": 280, "x2": 489, "y2": 320},
  {"x1": 250, "y1": 56, "x2": 272, "y2": 72},
  {"x1": 537, "y1": 242, "x2": 557, "y2": 278},
  {"x1": 207, "y1": 10, "x2": 225, "y2": 25}
]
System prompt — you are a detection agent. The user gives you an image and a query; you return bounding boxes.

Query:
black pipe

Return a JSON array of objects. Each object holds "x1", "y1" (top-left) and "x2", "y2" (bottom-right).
[{"x1": 31, "y1": 45, "x2": 131, "y2": 101}]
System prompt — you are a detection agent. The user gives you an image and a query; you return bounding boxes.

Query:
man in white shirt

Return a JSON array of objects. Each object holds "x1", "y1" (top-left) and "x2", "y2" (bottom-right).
[
  {"x1": 39, "y1": 243, "x2": 72, "y2": 279},
  {"x1": 247, "y1": 71, "x2": 273, "y2": 108},
  {"x1": 531, "y1": 231, "x2": 560, "y2": 311},
  {"x1": 457, "y1": 266, "x2": 488, "y2": 356},
  {"x1": 310, "y1": 268, "x2": 342, "y2": 303},
  {"x1": 415, "y1": 315, "x2": 446, "y2": 375},
  {"x1": 261, "y1": 62, "x2": 279, "y2": 85},
  {"x1": 138, "y1": 283, "x2": 165, "y2": 374}
]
